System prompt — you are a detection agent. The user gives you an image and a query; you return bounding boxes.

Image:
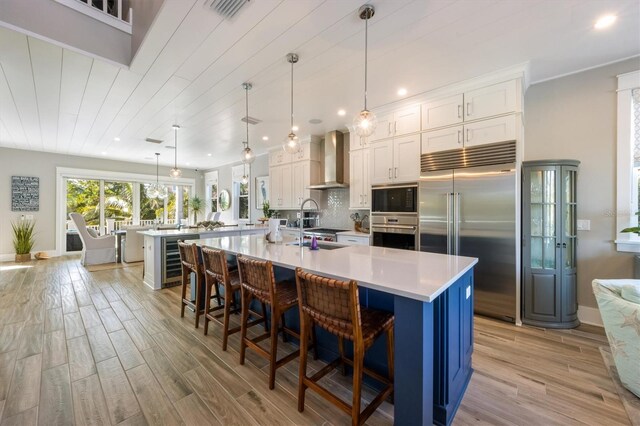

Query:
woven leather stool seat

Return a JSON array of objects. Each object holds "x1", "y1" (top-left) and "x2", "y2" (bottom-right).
[
  {"x1": 237, "y1": 255, "x2": 317, "y2": 390},
  {"x1": 201, "y1": 247, "x2": 267, "y2": 351},
  {"x1": 295, "y1": 267, "x2": 394, "y2": 426}
]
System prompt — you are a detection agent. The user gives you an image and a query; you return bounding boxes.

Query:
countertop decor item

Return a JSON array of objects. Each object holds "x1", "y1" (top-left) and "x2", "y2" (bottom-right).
[
  {"x1": 240, "y1": 82, "x2": 255, "y2": 164},
  {"x1": 283, "y1": 53, "x2": 301, "y2": 154},
  {"x1": 169, "y1": 124, "x2": 182, "y2": 178},
  {"x1": 353, "y1": 4, "x2": 377, "y2": 138},
  {"x1": 260, "y1": 200, "x2": 273, "y2": 223},
  {"x1": 12, "y1": 217, "x2": 35, "y2": 262}
]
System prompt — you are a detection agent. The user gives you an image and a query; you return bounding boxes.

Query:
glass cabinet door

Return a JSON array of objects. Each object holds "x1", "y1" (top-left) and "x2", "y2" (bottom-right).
[
  {"x1": 563, "y1": 167, "x2": 577, "y2": 270},
  {"x1": 529, "y1": 168, "x2": 557, "y2": 270}
]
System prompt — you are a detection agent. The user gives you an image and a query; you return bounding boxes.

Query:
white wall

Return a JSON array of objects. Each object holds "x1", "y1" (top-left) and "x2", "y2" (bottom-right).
[
  {"x1": 524, "y1": 57, "x2": 640, "y2": 308},
  {"x1": 205, "y1": 154, "x2": 269, "y2": 224},
  {"x1": 0, "y1": 147, "x2": 204, "y2": 257}
]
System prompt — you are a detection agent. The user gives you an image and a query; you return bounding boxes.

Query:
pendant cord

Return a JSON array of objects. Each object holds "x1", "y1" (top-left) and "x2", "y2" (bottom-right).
[
  {"x1": 364, "y1": 14, "x2": 368, "y2": 110},
  {"x1": 156, "y1": 154, "x2": 159, "y2": 184},
  {"x1": 174, "y1": 128, "x2": 178, "y2": 169},
  {"x1": 290, "y1": 59, "x2": 294, "y2": 129},
  {"x1": 245, "y1": 85, "x2": 249, "y2": 148}
]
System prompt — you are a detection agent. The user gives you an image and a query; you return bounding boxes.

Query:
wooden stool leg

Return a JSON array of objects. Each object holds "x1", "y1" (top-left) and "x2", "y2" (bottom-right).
[
  {"x1": 311, "y1": 323, "x2": 319, "y2": 361},
  {"x1": 386, "y1": 328, "x2": 395, "y2": 382},
  {"x1": 194, "y1": 274, "x2": 202, "y2": 329},
  {"x1": 180, "y1": 269, "x2": 187, "y2": 318},
  {"x1": 239, "y1": 290, "x2": 251, "y2": 365},
  {"x1": 297, "y1": 313, "x2": 309, "y2": 412},
  {"x1": 222, "y1": 286, "x2": 232, "y2": 351},
  {"x1": 338, "y1": 337, "x2": 347, "y2": 376},
  {"x1": 261, "y1": 302, "x2": 269, "y2": 332},
  {"x1": 203, "y1": 279, "x2": 211, "y2": 335},
  {"x1": 268, "y1": 307, "x2": 279, "y2": 390},
  {"x1": 351, "y1": 346, "x2": 364, "y2": 426},
  {"x1": 280, "y1": 313, "x2": 288, "y2": 343}
]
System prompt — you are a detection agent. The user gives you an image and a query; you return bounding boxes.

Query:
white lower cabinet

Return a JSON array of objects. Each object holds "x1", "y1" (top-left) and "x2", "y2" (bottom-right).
[
  {"x1": 337, "y1": 233, "x2": 371, "y2": 246},
  {"x1": 349, "y1": 148, "x2": 371, "y2": 209}
]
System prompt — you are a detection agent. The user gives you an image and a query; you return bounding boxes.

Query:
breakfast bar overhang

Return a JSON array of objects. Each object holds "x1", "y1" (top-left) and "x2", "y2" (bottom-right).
[{"x1": 192, "y1": 235, "x2": 478, "y2": 426}]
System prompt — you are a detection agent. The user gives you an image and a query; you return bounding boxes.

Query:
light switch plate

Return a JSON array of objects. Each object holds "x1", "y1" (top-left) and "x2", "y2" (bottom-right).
[
  {"x1": 466, "y1": 285, "x2": 471, "y2": 299},
  {"x1": 577, "y1": 219, "x2": 591, "y2": 231}
]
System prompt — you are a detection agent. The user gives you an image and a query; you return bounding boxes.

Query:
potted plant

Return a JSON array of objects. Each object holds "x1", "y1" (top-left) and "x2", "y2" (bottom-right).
[
  {"x1": 261, "y1": 200, "x2": 274, "y2": 223},
  {"x1": 190, "y1": 195, "x2": 203, "y2": 225},
  {"x1": 12, "y1": 219, "x2": 35, "y2": 262}
]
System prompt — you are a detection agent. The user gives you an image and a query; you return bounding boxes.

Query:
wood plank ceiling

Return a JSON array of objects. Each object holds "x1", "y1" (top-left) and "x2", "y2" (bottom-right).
[{"x1": 0, "y1": 0, "x2": 639, "y2": 169}]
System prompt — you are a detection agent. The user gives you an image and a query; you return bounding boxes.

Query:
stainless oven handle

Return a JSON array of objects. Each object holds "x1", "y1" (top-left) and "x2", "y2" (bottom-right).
[
  {"x1": 454, "y1": 192, "x2": 461, "y2": 255},
  {"x1": 371, "y1": 225, "x2": 417, "y2": 235}
]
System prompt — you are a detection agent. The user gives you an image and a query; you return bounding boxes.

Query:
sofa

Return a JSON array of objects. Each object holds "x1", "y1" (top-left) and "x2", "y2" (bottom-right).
[{"x1": 593, "y1": 279, "x2": 640, "y2": 398}]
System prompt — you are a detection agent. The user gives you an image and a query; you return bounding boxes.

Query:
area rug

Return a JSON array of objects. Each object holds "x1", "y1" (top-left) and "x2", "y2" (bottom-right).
[
  {"x1": 600, "y1": 347, "x2": 640, "y2": 425},
  {"x1": 85, "y1": 262, "x2": 142, "y2": 272}
]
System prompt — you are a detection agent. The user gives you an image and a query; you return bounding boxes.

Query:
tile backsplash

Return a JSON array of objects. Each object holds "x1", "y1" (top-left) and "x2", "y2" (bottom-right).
[{"x1": 279, "y1": 188, "x2": 369, "y2": 230}]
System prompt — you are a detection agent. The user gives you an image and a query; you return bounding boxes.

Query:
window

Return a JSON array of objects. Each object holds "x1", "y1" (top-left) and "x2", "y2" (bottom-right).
[
  {"x1": 615, "y1": 70, "x2": 640, "y2": 252},
  {"x1": 239, "y1": 181, "x2": 249, "y2": 220},
  {"x1": 204, "y1": 170, "x2": 219, "y2": 214},
  {"x1": 231, "y1": 165, "x2": 249, "y2": 221}
]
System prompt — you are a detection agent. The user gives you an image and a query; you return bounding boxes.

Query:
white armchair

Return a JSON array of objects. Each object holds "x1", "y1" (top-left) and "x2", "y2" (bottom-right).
[
  {"x1": 69, "y1": 213, "x2": 116, "y2": 266},
  {"x1": 121, "y1": 225, "x2": 152, "y2": 263}
]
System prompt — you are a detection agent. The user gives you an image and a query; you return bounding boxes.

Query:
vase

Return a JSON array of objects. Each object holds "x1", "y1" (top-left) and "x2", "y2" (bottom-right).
[{"x1": 15, "y1": 253, "x2": 31, "y2": 262}]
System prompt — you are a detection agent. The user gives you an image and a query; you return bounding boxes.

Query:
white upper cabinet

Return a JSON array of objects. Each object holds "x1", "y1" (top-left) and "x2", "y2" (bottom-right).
[
  {"x1": 464, "y1": 80, "x2": 517, "y2": 121},
  {"x1": 464, "y1": 115, "x2": 516, "y2": 147},
  {"x1": 422, "y1": 125, "x2": 463, "y2": 153},
  {"x1": 422, "y1": 94, "x2": 464, "y2": 130},
  {"x1": 349, "y1": 148, "x2": 371, "y2": 209},
  {"x1": 370, "y1": 105, "x2": 420, "y2": 142},
  {"x1": 371, "y1": 135, "x2": 420, "y2": 185},
  {"x1": 269, "y1": 150, "x2": 291, "y2": 167},
  {"x1": 292, "y1": 161, "x2": 309, "y2": 208}
]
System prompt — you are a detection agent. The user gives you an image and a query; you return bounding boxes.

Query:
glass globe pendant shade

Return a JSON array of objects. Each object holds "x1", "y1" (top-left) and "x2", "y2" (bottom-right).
[
  {"x1": 146, "y1": 183, "x2": 167, "y2": 200},
  {"x1": 353, "y1": 109, "x2": 377, "y2": 137},
  {"x1": 241, "y1": 146, "x2": 255, "y2": 164},
  {"x1": 169, "y1": 167, "x2": 182, "y2": 178},
  {"x1": 241, "y1": 174, "x2": 249, "y2": 185},
  {"x1": 283, "y1": 132, "x2": 301, "y2": 154}
]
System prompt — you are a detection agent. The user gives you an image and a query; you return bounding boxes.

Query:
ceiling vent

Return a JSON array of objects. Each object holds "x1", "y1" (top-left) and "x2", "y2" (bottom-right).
[
  {"x1": 241, "y1": 116, "x2": 261, "y2": 125},
  {"x1": 145, "y1": 137, "x2": 163, "y2": 144},
  {"x1": 209, "y1": 0, "x2": 249, "y2": 19}
]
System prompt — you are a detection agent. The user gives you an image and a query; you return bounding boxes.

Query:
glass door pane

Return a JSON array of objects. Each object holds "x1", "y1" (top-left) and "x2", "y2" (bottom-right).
[
  {"x1": 66, "y1": 178, "x2": 100, "y2": 251},
  {"x1": 140, "y1": 184, "x2": 164, "y2": 225},
  {"x1": 563, "y1": 169, "x2": 577, "y2": 269},
  {"x1": 104, "y1": 181, "x2": 133, "y2": 231},
  {"x1": 530, "y1": 169, "x2": 556, "y2": 269}
]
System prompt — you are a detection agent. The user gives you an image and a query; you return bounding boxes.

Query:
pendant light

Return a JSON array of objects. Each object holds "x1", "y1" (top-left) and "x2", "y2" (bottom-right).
[
  {"x1": 240, "y1": 82, "x2": 255, "y2": 164},
  {"x1": 146, "y1": 153, "x2": 168, "y2": 199},
  {"x1": 353, "y1": 4, "x2": 377, "y2": 137},
  {"x1": 169, "y1": 124, "x2": 182, "y2": 178},
  {"x1": 283, "y1": 53, "x2": 301, "y2": 154},
  {"x1": 241, "y1": 163, "x2": 249, "y2": 185}
]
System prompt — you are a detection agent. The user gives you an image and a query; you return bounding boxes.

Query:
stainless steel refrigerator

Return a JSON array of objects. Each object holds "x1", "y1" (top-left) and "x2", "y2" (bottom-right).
[{"x1": 419, "y1": 163, "x2": 517, "y2": 322}]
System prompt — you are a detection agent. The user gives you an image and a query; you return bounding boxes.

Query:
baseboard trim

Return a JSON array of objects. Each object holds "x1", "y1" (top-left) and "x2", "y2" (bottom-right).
[
  {"x1": 578, "y1": 305, "x2": 603, "y2": 327},
  {"x1": 0, "y1": 250, "x2": 59, "y2": 262}
]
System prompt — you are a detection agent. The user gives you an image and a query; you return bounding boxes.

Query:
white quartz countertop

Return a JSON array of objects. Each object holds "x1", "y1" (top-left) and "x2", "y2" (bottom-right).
[
  {"x1": 138, "y1": 225, "x2": 266, "y2": 237},
  {"x1": 192, "y1": 235, "x2": 477, "y2": 302},
  {"x1": 336, "y1": 230, "x2": 371, "y2": 238}
]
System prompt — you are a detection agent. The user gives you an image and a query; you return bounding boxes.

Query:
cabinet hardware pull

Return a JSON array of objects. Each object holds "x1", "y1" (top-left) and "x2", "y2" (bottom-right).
[
  {"x1": 394, "y1": 122, "x2": 397, "y2": 134},
  {"x1": 457, "y1": 130, "x2": 462, "y2": 144},
  {"x1": 466, "y1": 102, "x2": 472, "y2": 116},
  {"x1": 388, "y1": 122, "x2": 392, "y2": 136},
  {"x1": 466, "y1": 128, "x2": 471, "y2": 141},
  {"x1": 395, "y1": 168, "x2": 398, "y2": 178},
  {"x1": 388, "y1": 168, "x2": 392, "y2": 179},
  {"x1": 457, "y1": 104, "x2": 462, "y2": 118}
]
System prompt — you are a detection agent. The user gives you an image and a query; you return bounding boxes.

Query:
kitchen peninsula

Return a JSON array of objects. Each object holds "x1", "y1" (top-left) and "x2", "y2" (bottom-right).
[
  {"x1": 194, "y1": 234, "x2": 478, "y2": 426},
  {"x1": 139, "y1": 225, "x2": 268, "y2": 290}
]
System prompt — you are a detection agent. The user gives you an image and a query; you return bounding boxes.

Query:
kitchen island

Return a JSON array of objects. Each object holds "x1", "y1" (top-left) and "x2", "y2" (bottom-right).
[
  {"x1": 139, "y1": 225, "x2": 268, "y2": 290},
  {"x1": 193, "y1": 234, "x2": 477, "y2": 426}
]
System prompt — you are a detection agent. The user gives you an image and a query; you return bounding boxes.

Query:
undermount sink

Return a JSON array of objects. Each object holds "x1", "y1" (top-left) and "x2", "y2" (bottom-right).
[{"x1": 287, "y1": 241, "x2": 346, "y2": 250}]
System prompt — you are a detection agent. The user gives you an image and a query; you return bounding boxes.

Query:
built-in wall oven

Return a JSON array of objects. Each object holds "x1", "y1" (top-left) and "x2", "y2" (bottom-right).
[{"x1": 371, "y1": 184, "x2": 419, "y2": 250}]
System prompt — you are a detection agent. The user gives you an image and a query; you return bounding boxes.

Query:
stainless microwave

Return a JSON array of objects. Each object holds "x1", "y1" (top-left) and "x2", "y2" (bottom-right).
[{"x1": 371, "y1": 184, "x2": 418, "y2": 214}]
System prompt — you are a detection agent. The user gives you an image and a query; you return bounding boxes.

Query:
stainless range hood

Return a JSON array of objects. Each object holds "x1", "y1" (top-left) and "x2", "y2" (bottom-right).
[{"x1": 308, "y1": 130, "x2": 349, "y2": 189}]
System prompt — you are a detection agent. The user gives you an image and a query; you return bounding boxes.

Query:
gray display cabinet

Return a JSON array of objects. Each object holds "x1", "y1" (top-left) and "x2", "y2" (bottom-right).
[{"x1": 522, "y1": 160, "x2": 580, "y2": 328}]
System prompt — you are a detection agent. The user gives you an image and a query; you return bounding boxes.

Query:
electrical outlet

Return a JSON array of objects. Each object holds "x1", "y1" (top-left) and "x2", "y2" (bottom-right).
[
  {"x1": 577, "y1": 219, "x2": 591, "y2": 231},
  {"x1": 466, "y1": 285, "x2": 471, "y2": 299}
]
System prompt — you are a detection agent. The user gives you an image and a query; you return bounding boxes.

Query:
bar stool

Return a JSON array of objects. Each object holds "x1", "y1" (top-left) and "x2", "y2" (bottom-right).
[
  {"x1": 237, "y1": 255, "x2": 316, "y2": 390},
  {"x1": 294, "y1": 267, "x2": 394, "y2": 426},
  {"x1": 178, "y1": 240, "x2": 205, "y2": 328},
  {"x1": 201, "y1": 246, "x2": 268, "y2": 350}
]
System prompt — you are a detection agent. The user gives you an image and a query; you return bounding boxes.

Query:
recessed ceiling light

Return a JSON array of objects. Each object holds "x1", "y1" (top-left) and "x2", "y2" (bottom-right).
[
  {"x1": 186, "y1": 162, "x2": 190, "y2": 166},
  {"x1": 207, "y1": 153, "x2": 212, "y2": 157},
  {"x1": 113, "y1": 137, "x2": 120, "y2": 142},
  {"x1": 594, "y1": 14, "x2": 616, "y2": 29},
  {"x1": 397, "y1": 88, "x2": 408, "y2": 96},
  {"x1": 292, "y1": 125, "x2": 299, "y2": 131},
  {"x1": 337, "y1": 109, "x2": 346, "y2": 116},
  {"x1": 262, "y1": 136, "x2": 269, "y2": 141},
  {"x1": 101, "y1": 151, "x2": 107, "y2": 155}
]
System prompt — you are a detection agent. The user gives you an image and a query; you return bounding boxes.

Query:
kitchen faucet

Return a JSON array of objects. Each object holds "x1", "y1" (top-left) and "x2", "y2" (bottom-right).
[{"x1": 299, "y1": 198, "x2": 319, "y2": 244}]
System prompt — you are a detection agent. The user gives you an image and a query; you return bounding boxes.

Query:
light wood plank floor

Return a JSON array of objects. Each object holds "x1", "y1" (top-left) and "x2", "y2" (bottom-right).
[{"x1": 0, "y1": 256, "x2": 630, "y2": 425}]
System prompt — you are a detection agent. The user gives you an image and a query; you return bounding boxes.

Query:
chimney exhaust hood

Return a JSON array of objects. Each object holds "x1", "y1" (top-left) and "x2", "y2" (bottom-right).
[{"x1": 308, "y1": 130, "x2": 349, "y2": 189}]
